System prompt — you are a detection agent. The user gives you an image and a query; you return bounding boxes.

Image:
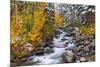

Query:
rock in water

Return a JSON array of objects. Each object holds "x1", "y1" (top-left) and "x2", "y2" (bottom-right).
[
  {"x1": 44, "y1": 47, "x2": 54, "y2": 54},
  {"x1": 62, "y1": 50, "x2": 74, "y2": 63}
]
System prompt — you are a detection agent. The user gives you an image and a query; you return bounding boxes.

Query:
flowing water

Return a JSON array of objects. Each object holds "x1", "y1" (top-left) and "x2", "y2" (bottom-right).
[{"x1": 29, "y1": 29, "x2": 76, "y2": 65}]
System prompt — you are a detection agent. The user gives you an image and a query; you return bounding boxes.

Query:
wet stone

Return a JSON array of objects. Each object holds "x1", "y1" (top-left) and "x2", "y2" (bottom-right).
[
  {"x1": 64, "y1": 33, "x2": 71, "y2": 37},
  {"x1": 49, "y1": 44, "x2": 54, "y2": 48},
  {"x1": 35, "y1": 50, "x2": 44, "y2": 55},
  {"x1": 44, "y1": 43, "x2": 50, "y2": 47},
  {"x1": 44, "y1": 47, "x2": 54, "y2": 54},
  {"x1": 55, "y1": 31, "x2": 62, "y2": 35},
  {"x1": 65, "y1": 42, "x2": 69, "y2": 45},
  {"x1": 54, "y1": 35, "x2": 59, "y2": 39},
  {"x1": 61, "y1": 38, "x2": 67, "y2": 41}
]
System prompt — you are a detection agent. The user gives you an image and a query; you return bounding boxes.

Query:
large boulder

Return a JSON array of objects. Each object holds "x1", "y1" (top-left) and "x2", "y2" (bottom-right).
[{"x1": 62, "y1": 50, "x2": 74, "y2": 63}]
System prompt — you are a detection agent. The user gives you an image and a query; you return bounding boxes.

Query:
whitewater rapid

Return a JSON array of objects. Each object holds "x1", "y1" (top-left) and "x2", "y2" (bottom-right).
[{"x1": 29, "y1": 29, "x2": 75, "y2": 65}]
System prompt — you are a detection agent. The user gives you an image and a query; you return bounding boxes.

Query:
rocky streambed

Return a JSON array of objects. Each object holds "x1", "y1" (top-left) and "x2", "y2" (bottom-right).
[{"x1": 11, "y1": 27, "x2": 95, "y2": 66}]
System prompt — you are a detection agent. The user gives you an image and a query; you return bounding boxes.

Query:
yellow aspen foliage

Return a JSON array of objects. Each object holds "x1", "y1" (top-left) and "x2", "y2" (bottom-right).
[
  {"x1": 29, "y1": 2, "x2": 46, "y2": 46},
  {"x1": 79, "y1": 23, "x2": 95, "y2": 36},
  {"x1": 55, "y1": 11, "x2": 63, "y2": 27},
  {"x1": 11, "y1": 3, "x2": 23, "y2": 43},
  {"x1": 11, "y1": 2, "x2": 47, "y2": 58}
]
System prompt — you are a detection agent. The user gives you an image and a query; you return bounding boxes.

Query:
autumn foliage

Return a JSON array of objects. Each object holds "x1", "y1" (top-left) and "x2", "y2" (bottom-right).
[
  {"x1": 11, "y1": 1, "x2": 63, "y2": 58},
  {"x1": 55, "y1": 11, "x2": 63, "y2": 27},
  {"x1": 29, "y1": 2, "x2": 46, "y2": 46}
]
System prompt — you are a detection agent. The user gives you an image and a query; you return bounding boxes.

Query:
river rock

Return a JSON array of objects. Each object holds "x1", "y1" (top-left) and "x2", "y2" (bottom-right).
[
  {"x1": 55, "y1": 35, "x2": 59, "y2": 39},
  {"x1": 35, "y1": 50, "x2": 44, "y2": 55},
  {"x1": 72, "y1": 40, "x2": 76, "y2": 44},
  {"x1": 64, "y1": 33, "x2": 71, "y2": 37},
  {"x1": 55, "y1": 30, "x2": 62, "y2": 35},
  {"x1": 44, "y1": 47, "x2": 54, "y2": 54},
  {"x1": 80, "y1": 57, "x2": 86, "y2": 62},
  {"x1": 90, "y1": 41, "x2": 95, "y2": 47},
  {"x1": 77, "y1": 50, "x2": 86, "y2": 56},
  {"x1": 80, "y1": 41, "x2": 84, "y2": 45},
  {"x1": 35, "y1": 47, "x2": 44, "y2": 55},
  {"x1": 72, "y1": 47, "x2": 82, "y2": 53},
  {"x1": 83, "y1": 46, "x2": 89, "y2": 52},
  {"x1": 62, "y1": 50, "x2": 74, "y2": 63},
  {"x1": 38, "y1": 47, "x2": 44, "y2": 50},
  {"x1": 84, "y1": 40, "x2": 90, "y2": 45},
  {"x1": 90, "y1": 50, "x2": 95, "y2": 54},
  {"x1": 49, "y1": 44, "x2": 54, "y2": 48},
  {"x1": 61, "y1": 38, "x2": 67, "y2": 41},
  {"x1": 21, "y1": 58, "x2": 28, "y2": 62}
]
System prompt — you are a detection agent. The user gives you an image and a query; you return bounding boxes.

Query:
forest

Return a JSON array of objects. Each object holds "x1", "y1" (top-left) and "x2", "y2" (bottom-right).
[{"x1": 10, "y1": 0, "x2": 95, "y2": 66}]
